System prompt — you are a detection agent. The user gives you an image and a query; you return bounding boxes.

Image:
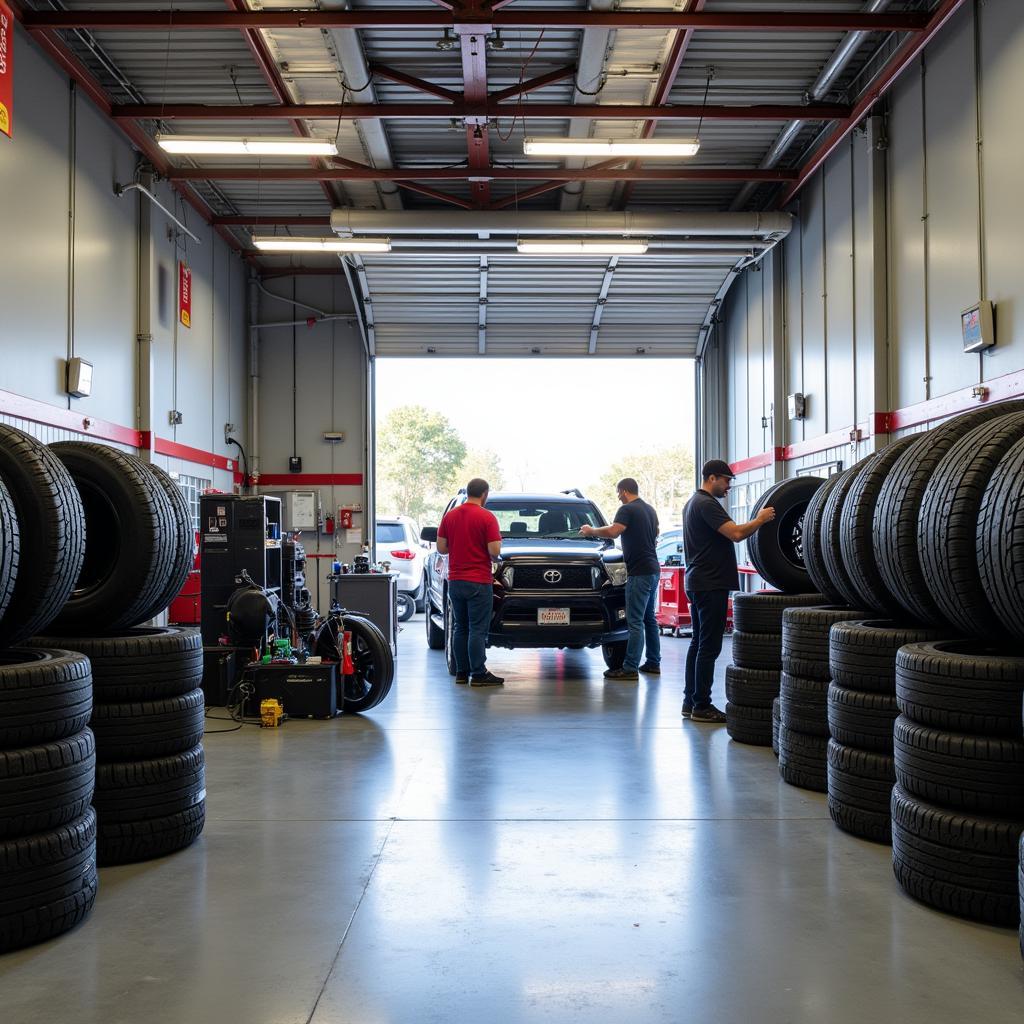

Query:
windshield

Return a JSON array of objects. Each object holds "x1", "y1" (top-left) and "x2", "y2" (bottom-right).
[
  {"x1": 376, "y1": 523, "x2": 406, "y2": 544},
  {"x1": 485, "y1": 500, "x2": 604, "y2": 539}
]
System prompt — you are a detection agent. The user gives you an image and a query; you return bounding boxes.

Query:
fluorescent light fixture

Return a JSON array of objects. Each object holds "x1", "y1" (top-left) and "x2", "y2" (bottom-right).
[
  {"x1": 251, "y1": 236, "x2": 392, "y2": 253},
  {"x1": 517, "y1": 238, "x2": 649, "y2": 256},
  {"x1": 156, "y1": 134, "x2": 338, "y2": 157},
  {"x1": 523, "y1": 137, "x2": 700, "y2": 158}
]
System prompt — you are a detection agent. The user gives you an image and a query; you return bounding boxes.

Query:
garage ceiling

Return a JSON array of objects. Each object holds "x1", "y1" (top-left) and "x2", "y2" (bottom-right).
[{"x1": 17, "y1": 0, "x2": 956, "y2": 356}]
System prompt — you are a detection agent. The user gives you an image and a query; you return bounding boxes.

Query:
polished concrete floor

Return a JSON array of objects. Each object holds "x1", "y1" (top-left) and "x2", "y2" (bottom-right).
[{"x1": 3, "y1": 619, "x2": 1022, "y2": 1023}]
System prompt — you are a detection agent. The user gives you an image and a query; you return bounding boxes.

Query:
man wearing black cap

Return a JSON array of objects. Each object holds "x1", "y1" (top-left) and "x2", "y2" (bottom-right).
[{"x1": 681, "y1": 460, "x2": 775, "y2": 722}]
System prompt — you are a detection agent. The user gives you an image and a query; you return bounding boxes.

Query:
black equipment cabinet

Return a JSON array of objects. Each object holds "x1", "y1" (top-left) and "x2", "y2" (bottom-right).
[
  {"x1": 244, "y1": 662, "x2": 339, "y2": 719},
  {"x1": 200, "y1": 494, "x2": 283, "y2": 645}
]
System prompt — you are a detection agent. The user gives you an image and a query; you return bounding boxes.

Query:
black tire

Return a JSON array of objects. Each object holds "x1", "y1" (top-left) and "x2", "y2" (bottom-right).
[
  {"x1": 602, "y1": 641, "x2": 628, "y2": 670},
  {"x1": 0, "y1": 730, "x2": 95, "y2": 838},
  {"x1": 144, "y1": 464, "x2": 196, "y2": 621},
  {"x1": 97, "y1": 801, "x2": 205, "y2": 867},
  {"x1": 48, "y1": 442, "x2": 177, "y2": 633},
  {"x1": 893, "y1": 715, "x2": 1024, "y2": 816},
  {"x1": 891, "y1": 785, "x2": 1022, "y2": 927},
  {"x1": 781, "y1": 605, "x2": 866, "y2": 681},
  {"x1": 839, "y1": 436, "x2": 924, "y2": 614},
  {"x1": 779, "y1": 672, "x2": 830, "y2": 737},
  {"x1": 731, "y1": 591, "x2": 825, "y2": 635},
  {"x1": 444, "y1": 598, "x2": 458, "y2": 676},
  {"x1": 895, "y1": 641, "x2": 1024, "y2": 738},
  {"x1": 801, "y1": 471, "x2": 848, "y2": 604},
  {"x1": 778, "y1": 726, "x2": 828, "y2": 792},
  {"x1": 340, "y1": 614, "x2": 395, "y2": 713},
  {"x1": 30, "y1": 627, "x2": 202, "y2": 702},
  {"x1": 94, "y1": 745, "x2": 204, "y2": 823},
  {"x1": 747, "y1": 477, "x2": 824, "y2": 593},
  {"x1": 725, "y1": 664, "x2": 780, "y2": 708},
  {"x1": 730, "y1": 630, "x2": 782, "y2": 671},
  {"x1": 772, "y1": 697, "x2": 781, "y2": 757},
  {"x1": 0, "y1": 477, "x2": 19, "y2": 628},
  {"x1": 726, "y1": 703, "x2": 773, "y2": 745},
  {"x1": 425, "y1": 594, "x2": 445, "y2": 650},
  {"x1": 978, "y1": 436, "x2": 1024, "y2": 641},
  {"x1": 0, "y1": 808, "x2": 98, "y2": 953},
  {"x1": 0, "y1": 426, "x2": 85, "y2": 647},
  {"x1": 918, "y1": 413, "x2": 1024, "y2": 636},
  {"x1": 396, "y1": 592, "x2": 415, "y2": 622},
  {"x1": 820, "y1": 459, "x2": 877, "y2": 608},
  {"x1": 89, "y1": 689, "x2": 205, "y2": 762},
  {"x1": 827, "y1": 740, "x2": 894, "y2": 844},
  {"x1": 827, "y1": 684, "x2": 899, "y2": 754},
  {"x1": 873, "y1": 403, "x2": 1024, "y2": 626},
  {"x1": 829, "y1": 619, "x2": 946, "y2": 695},
  {"x1": 0, "y1": 648, "x2": 92, "y2": 751}
]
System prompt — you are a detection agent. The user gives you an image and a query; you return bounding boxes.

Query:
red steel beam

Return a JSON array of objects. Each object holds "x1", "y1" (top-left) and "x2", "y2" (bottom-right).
[
  {"x1": 619, "y1": 0, "x2": 705, "y2": 209},
  {"x1": 395, "y1": 181, "x2": 477, "y2": 209},
  {"x1": 456, "y1": 3, "x2": 493, "y2": 207},
  {"x1": 487, "y1": 157, "x2": 628, "y2": 210},
  {"x1": 113, "y1": 101, "x2": 852, "y2": 121},
  {"x1": 170, "y1": 166, "x2": 798, "y2": 183},
  {"x1": 779, "y1": 0, "x2": 970, "y2": 207},
  {"x1": 369, "y1": 63, "x2": 462, "y2": 103},
  {"x1": 490, "y1": 65, "x2": 576, "y2": 103},
  {"x1": 21, "y1": 11, "x2": 932, "y2": 32}
]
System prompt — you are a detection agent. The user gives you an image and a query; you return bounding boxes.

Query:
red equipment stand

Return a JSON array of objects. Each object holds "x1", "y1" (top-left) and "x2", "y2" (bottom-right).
[{"x1": 655, "y1": 565, "x2": 736, "y2": 638}]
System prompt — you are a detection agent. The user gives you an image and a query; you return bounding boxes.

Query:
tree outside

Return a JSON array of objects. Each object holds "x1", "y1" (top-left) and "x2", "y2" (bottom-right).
[
  {"x1": 458, "y1": 448, "x2": 506, "y2": 492},
  {"x1": 588, "y1": 445, "x2": 695, "y2": 527}
]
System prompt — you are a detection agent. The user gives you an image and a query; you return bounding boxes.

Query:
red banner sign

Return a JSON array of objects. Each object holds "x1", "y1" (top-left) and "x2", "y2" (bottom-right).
[
  {"x1": 0, "y1": 1, "x2": 12, "y2": 139},
  {"x1": 178, "y1": 262, "x2": 192, "y2": 328}
]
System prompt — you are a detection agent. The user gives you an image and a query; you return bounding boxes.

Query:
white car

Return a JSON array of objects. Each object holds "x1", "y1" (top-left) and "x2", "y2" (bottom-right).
[{"x1": 375, "y1": 516, "x2": 429, "y2": 621}]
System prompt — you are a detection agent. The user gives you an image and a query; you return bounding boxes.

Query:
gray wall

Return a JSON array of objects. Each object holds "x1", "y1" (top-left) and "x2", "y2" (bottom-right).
[{"x1": 0, "y1": 24, "x2": 248, "y2": 493}]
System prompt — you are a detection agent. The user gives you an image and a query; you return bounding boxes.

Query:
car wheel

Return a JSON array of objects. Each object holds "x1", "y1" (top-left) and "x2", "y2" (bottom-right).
[
  {"x1": 396, "y1": 593, "x2": 415, "y2": 622},
  {"x1": 602, "y1": 641, "x2": 627, "y2": 670},
  {"x1": 425, "y1": 594, "x2": 445, "y2": 650},
  {"x1": 746, "y1": 476, "x2": 825, "y2": 593},
  {"x1": 444, "y1": 598, "x2": 458, "y2": 676}
]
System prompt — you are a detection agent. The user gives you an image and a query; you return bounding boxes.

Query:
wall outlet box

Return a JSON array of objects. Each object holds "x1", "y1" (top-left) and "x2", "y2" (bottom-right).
[
  {"x1": 961, "y1": 300, "x2": 995, "y2": 353},
  {"x1": 288, "y1": 456, "x2": 302, "y2": 473},
  {"x1": 787, "y1": 393, "x2": 807, "y2": 420},
  {"x1": 66, "y1": 357, "x2": 93, "y2": 398},
  {"x1": 169, "y1": 410, "x2": 183, "y2": 425},
  {"x1": 323, "y1": 431, "x2": 345, "y2": 443}
]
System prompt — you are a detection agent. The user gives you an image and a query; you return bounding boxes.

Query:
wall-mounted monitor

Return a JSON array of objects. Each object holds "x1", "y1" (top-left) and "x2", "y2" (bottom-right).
[{"x1": 961, "y1": 300, "x2": 995, "y2": 353}]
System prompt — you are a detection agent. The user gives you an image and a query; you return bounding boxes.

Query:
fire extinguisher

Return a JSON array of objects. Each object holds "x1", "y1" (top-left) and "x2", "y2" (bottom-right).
[
  {"x1": 342, "y1": 631, "x2": 355, "y2": 676},
  {"x1": 339, "y1": 508, "x2": 353, "y2": 530}
]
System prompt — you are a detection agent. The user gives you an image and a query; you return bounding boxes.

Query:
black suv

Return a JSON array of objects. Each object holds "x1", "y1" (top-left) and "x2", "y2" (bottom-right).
[{"x1": 420, "y1": 490, "x2": 629, "y2": 674}]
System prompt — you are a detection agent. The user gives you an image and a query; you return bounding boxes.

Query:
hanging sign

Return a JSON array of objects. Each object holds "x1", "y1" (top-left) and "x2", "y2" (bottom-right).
[
  {"x1": 0, "y1": 1, "x2": 12, "y2": 139},
  {"x1": 178, "y1": 262, "x2": 192, "y2": 328}
]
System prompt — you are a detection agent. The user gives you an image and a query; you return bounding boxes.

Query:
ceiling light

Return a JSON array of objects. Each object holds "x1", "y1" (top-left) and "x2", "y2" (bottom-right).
[
  {"x1": 157, "y1": 134, "x2": 338, "y2": 156},
  {"x1": 251, "y1": 236, "x2": 392, "y2": 253},
  {"x1": 517, "y1": 239, "x2": 649, "y2": 256},
  {"x1": 523, "y1": 138, "x2": 700, "y2": 158}
]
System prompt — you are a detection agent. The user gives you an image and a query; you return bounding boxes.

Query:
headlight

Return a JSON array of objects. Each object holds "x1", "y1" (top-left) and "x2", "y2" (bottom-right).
[
  {"x1": 605, "y1": 563, "x2": 628, "y2": 587},
  {"x1": 500, "y1": 564, "x2": 514, "y2": 588}
]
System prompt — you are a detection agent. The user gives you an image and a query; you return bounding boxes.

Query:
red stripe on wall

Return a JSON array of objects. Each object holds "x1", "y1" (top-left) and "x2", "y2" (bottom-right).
[
  {"x1": 140, "y1": 433, "x2": 236, "y2": 472},
  {"x1": 0, "y1": 389, "x2": 143, "y2": 447},
  {"x1": 729, "y1": 449, "x2": 780, "y2": 476},
  {"x1": 254, "y1": 473, "x2": 364, "y2": 486}
]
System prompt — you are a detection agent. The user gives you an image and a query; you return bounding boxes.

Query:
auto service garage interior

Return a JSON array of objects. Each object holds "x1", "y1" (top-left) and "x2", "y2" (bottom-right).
[{"x1": 1, "y1": 0, "x2": 1023, "y2": 1020}]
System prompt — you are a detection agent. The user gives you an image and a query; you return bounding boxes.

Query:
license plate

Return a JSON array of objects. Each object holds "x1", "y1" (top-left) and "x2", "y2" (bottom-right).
[{"x1": 537, "y1": 608, "x2": 570, "y2": 625}]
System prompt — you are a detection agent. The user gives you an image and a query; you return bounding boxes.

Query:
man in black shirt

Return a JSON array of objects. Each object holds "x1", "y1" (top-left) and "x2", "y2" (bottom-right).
[
  {"x1": 580, "y1": 477, "x2": 660, "y2": 681},
  {"x1": 682, "y1": 460, "x2": 775, "y2": 722}
]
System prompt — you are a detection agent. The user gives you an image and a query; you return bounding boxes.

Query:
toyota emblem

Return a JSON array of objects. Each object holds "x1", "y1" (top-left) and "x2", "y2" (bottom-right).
[{"x1": 543, "y1": 570, "x2": 562, "y2": 584}]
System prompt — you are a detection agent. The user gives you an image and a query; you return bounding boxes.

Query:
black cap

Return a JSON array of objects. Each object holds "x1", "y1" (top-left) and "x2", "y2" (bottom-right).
[{"x1": 701, "y1": 459, "x2": 734, "y2": 480}]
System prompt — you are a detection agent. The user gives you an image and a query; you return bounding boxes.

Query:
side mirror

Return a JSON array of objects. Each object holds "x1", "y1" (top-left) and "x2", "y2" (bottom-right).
[{"x1": 420, "y1": 526, "x2": 438, "y2": 543}]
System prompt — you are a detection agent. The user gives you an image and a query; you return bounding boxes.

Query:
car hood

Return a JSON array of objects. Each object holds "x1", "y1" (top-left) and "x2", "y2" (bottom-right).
[{"x1": 496, "y1": 539, "x2": 623, "y2": 563}]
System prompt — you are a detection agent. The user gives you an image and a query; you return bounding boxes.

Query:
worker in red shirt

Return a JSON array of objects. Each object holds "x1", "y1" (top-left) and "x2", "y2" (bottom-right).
[{"x1": 437, "y1": 478, "x2": 504, "y2": 686}]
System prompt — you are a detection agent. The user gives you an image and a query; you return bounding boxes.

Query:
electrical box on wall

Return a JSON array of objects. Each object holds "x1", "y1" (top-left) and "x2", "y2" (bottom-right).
[
  {"x1": 961, "y1": 300, "x2": 995, "y2": 353},
  {"x1": 787, "y1": 393, "x2": 807, "y2": 420},
  {"x1": 288, "y1": 456, "x2": 302, "y2": 473},
  {"x1": 66, "y1": 358, "x2": 93, "y2": 398},
  {"x1": 285, "y1": 490, "x2": 317, "y2": 531}
]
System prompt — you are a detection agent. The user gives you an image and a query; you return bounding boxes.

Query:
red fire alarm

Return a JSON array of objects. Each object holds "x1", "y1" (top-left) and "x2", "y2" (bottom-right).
[{"x1": 339, "y1": 508, "x2": 353, "y2": 531}]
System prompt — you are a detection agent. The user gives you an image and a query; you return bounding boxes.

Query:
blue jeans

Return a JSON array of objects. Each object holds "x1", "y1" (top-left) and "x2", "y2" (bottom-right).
[
  {"x1": 449, "y1": 580, "x2": 493, "y2": 677},
  {"x1": 684, "y1": 590, "x2": 729, "y2": 709},
  {"x1": 624, "y1": 573, "x2": 661, "y2": 671}
]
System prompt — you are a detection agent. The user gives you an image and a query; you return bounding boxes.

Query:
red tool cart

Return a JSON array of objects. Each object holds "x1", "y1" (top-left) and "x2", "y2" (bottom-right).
[{"x1": 656, "y1": 565, "x2": 736, "y2": 638}]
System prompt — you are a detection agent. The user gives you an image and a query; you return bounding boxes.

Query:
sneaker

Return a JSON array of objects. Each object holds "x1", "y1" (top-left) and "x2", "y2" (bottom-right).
[
  {"x1": 680, "y1": 703, "x2": 693, "y2": 719},
  {"x1": 638, "y1": 662, "x2": 661, "y2": 675},
  {"x1": 604, "y1": 668, "x2": 639, "y2": 681},
  {"x1": 690, "y1": 704, "x2": 727, "y2": 724},
  {"x1": 470, "y1": 671, "x2": 505, "y2": 687},
  {"x1": 454, "y1": 674, "x2": 469, "y2": 685}
]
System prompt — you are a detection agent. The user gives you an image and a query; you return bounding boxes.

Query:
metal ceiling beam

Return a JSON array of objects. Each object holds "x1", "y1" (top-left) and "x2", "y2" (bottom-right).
[
  {"x1": 456, "y1": 4, "x2": 493, "y2": 206},
  {"x1": 170, "y1": 166, "x2": 798, "y2": 183},
  {"x1": 489, "y1": 65, "x2": 577, "y2": 103},
  {"x1": 395, "y1": 181, "x2": 477, "y2": 209},
  {"x1": 780, "y1": 0, "x2": 970, "y2": 207},
  {"x1": 114, "y1": 101, "x2": 851, "y2": 121},
  {"x1": 369, "y1": 63, "x2": 462, "y2": 103},
  {"x1": 588, "y1": 256, "x2": 618, "y2": 355},
  {"x1": 22, "y1": 11, "x2": 932, "y2": 32}
]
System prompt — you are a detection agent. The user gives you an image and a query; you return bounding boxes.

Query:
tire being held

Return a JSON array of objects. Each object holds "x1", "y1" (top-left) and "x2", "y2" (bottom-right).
[
  {"x1": 0, "y1": 648, "x2": 92, "y2": 750},
  {"x1": 747, "y1": 477, "x2": 823, "y2": 593}
]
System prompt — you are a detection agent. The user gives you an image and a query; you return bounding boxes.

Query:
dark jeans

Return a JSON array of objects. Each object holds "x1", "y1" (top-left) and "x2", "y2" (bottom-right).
[
  {"x1": 449, "y1": 580, "x2": 493, "y2": 676},
  {"x1": 684, "y1": 589, "x2": 730, "y2": 709},
  {"x1": 624, "y1": 573, "x2": 661, "y2": 671}
]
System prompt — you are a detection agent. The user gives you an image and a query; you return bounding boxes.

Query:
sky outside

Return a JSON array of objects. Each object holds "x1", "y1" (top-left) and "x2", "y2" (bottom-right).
[{"x1": 376, "y1": 357, "x2": 695, "y2": 512}]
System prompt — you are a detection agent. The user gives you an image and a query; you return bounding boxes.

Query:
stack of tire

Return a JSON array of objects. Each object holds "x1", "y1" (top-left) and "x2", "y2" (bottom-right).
[
  {"x1": 33, "y1": 443, "x2": 204, "y2": 867},
  {"x1": 0, "y1": 426, "x2": 97, "y2": 953}
]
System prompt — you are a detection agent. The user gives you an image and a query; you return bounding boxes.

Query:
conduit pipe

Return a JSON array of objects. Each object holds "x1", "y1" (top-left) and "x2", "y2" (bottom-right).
[
  {"x1": 116, "y1": 182, "x2": 202, "y2": 244},
  {"x1": 729, "y1": 0, "x2": 892, "y2": 211}
]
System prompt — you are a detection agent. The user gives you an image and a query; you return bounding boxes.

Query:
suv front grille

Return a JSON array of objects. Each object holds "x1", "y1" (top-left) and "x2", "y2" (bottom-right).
[{"x1": 511, "y1": 565, "x2": 596, "y2": 590}]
